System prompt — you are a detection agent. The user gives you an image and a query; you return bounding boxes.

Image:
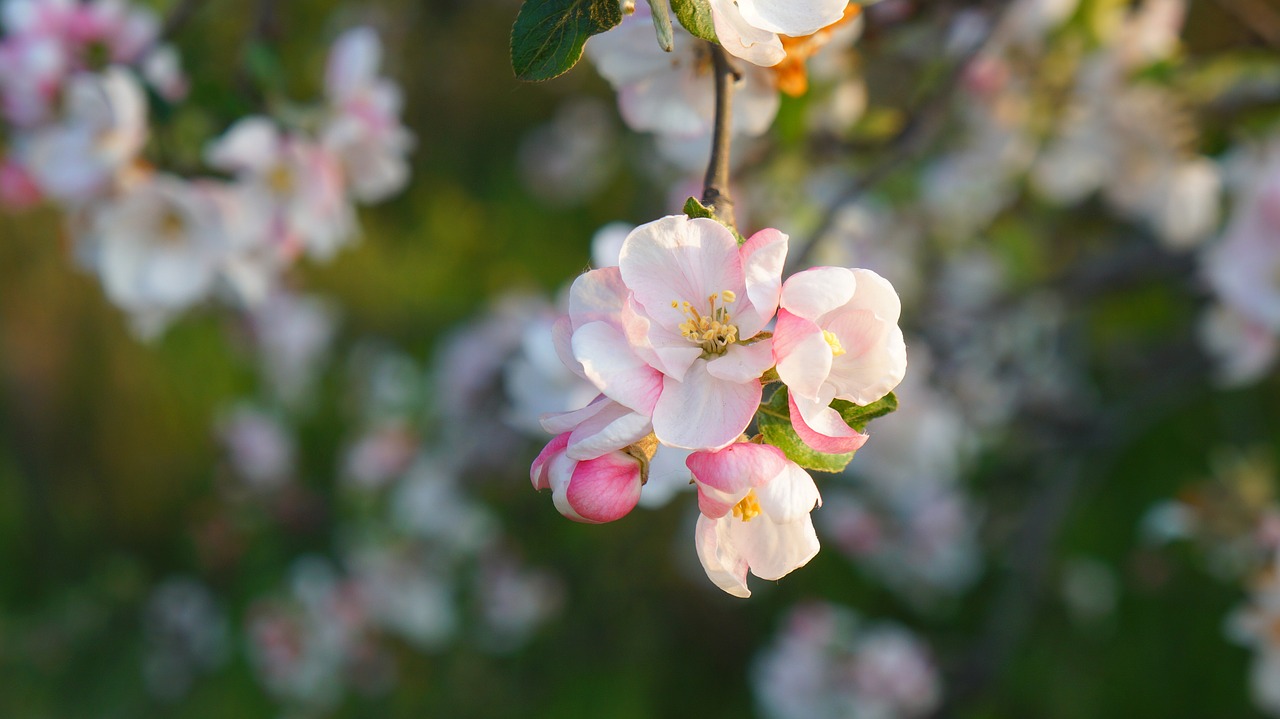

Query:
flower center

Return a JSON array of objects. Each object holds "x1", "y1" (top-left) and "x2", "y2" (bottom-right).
[
  {"x1": 823, "y1": 329, "x2": 846, "y2": 357},
  {"x1": 156, "y1": 208, "x2": 187, "y2": 245},
  {"x1": 673, "y1": 290, "x2": 739, "y2": 356},
  {"x1": 732, "y1": 490, "x2": 762, "y2": 522},
  {"x1": 266, "y1": 164, "x2": 295, "y2": 195}
]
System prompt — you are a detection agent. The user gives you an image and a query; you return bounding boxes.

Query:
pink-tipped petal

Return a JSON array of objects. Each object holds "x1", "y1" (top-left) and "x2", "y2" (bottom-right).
[
  {"x1": 530, "y1": 432, "x2": 570, "y2": 490},
  {"x1": 652, "y1": 361, "x2": 761, "y2": 450},
  {"x1": 737, "y1": 227, "x2": 789, "y2": 336},
  {"x1": 572, "y1": 321, "x2": 663, "y2": 415},
  {"x1": 789, "y1": 391, "x2": 868, "y2": 455},
  {"x1": 773, "y1": 309, "x2": 833, "y2": 399},
  {"x1": 696, "y1": 514, "x2": 752, "y2": 598},
  {"x1": 565, "y1": 452, "x2": 643, "y2": 523},
  {"x1": 687, "y1": 443, "x2": 789, "y2": 517}
]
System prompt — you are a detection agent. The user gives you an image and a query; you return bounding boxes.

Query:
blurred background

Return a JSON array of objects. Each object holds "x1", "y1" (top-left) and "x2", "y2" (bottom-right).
[{"x1": 2, "y1": 0, "x2": 1280, "y2": 716}]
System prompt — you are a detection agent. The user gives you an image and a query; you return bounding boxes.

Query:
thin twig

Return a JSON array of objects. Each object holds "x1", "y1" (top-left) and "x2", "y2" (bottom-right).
[{"x1": 701, "y1": 42, "x2": 739, "y2": 232}]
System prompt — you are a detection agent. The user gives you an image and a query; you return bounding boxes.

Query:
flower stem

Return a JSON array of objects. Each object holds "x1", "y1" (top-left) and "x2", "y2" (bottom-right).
[{"x1": 701, "y1": 42, "x2": 738, "y2": 232}]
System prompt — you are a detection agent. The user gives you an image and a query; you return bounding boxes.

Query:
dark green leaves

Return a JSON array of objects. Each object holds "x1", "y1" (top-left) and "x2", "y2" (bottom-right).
[
  {"x1": 511, "y1": 0, "x2": 623, "y2": 82},
  {"x1": 670, "y1": 0, "x2": 717, "y2": 42},
  {"x1": 756, "y1": 386, "x2": 898, "y2": 473}
]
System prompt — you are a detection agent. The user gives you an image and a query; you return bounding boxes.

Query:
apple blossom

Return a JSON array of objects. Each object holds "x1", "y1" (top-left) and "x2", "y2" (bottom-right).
[
  {"x1": 322, "y1": 26, "x2": 414, "y2": 203},
  {"x1": 23, "y1": 66, "x2": 147, "y2": 203},
  {"x1": 86, "y1": 172, "x2": 225, "y2": 337},
  {"x1": 709, "y1": 0, "x2": 849, "y2": 68},
  {"x1": 688, "y1": 442, "x2": 822, "y2": 598},
  {"x1": 205, "y1": 116, "x2": 356, "y2": 261},
  {"x1": 565, "y1": 215, "x2": 786, "y2": 450},
  {"x1": 586, "y1": 3, "x2": 779, "y2": 140},
  {"x1": 531, "y1": 395, "x2": 660, "y2": 523},
  {"x1": 774, "y1": 267, "x2": 906, "y2": 453}
]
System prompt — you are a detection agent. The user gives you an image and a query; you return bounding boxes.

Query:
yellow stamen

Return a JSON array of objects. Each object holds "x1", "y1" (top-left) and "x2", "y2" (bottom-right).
[
  {"x1": 266, "y1": 165, "x2": 294, "y2": 195},
  {"x1": 674, "y1": 290, "x2": 740, "y2": 355},
  {"x1": 732, "y1": 490, "x2": 762, "y2": 522},
  {"x1": 823, "y1": 329, "x2": 846, "y2": 357}
]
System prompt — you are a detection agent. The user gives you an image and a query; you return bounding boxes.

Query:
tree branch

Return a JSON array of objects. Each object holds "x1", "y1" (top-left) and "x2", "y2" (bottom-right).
[{"x1": 701, "y1": 42, "x2": 739, "y2": 232}]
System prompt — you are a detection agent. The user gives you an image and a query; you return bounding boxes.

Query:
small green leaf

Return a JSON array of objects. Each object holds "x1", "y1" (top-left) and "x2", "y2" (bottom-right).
[
  {"x1": 833, "y1": 392, "x2": 898, "y2": 432},
  {"x1": 756, "y1": 386, "x2": 854, "y2": 473},
  {"x1": 683, "y1": 196, "x2": 746, "y2": 245},
  {"x1": 683, "y1": 196, "x2": 715, "y2": 220},
  {"x1": 670, "y1": 0, "x2": 717, "y2": 42},
  {"x1": 646, "y1": 0, "x2": 675, "y2": 52},
  {"x1": 511, "y1": 0, "x2": 623, "y2": 82}
]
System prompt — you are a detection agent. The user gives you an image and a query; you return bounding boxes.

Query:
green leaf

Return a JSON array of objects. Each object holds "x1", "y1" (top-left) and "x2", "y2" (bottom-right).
[
  {"x1": 683, "y1": 196, "x2": 746, "y2": 245},
  {"x1": 670, "y1": 0, "x2": 717, "y2": 42},
  {"x1": 646, "y1": 0, "x2": 675, "y2": 52},
  {"x1": 510, "y1": 0, "x2": 623, "y2": 82},
  {"x1": 833, "y1": 392, "x2": 898, "y2": 432},
  {"x1": 683, "y1": 196, "x2": 715, "y2": 220},
  {"x1": 756, "y1": 387, "x2": 855, "y2": 473}
]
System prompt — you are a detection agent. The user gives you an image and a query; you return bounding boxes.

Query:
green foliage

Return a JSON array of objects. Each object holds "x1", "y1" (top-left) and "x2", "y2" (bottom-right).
[
  {"x1": 670, "y1": 0, "x2": 717, "y2": 42},
  {"x1": 756, "y1": 386, "x2": 899, "y2": 472},
  {"x1": 832, "y1": 392, "x2": 899, "y2": 432},
  {"x1": 510, "y1": 0, "x2": 623, "y2": 81},
  {"x1": 757, "y1": 387, "x2": 849, "y2": 472},
  {"x1": 646, "y1": 0, "x2": 675, "y2": 52},
  {"x1": 682, "y1": 196, "x2": 715, "y2": 220}
]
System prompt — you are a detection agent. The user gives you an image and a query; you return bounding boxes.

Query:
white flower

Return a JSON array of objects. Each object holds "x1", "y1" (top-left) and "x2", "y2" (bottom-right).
[
  {"x1": 24, "y1": 66, "x2": 147, "y2": 203},
  {"x1": 587, "y1": 4, "x2": 779, "y2": 139},
  {"x1": 86, "y1": 172, "x2": 223, "y2": 337},
  {"x1": 689, "y1": 442, "x2": 822, "y2": 597},
  {"x1": 322, "y1": 27, "x2": 414, "y2": 203}
]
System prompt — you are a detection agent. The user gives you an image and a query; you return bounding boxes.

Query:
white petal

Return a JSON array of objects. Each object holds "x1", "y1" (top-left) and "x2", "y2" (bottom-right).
[
  {"x1": 652, "y1": 360, "x2": 760, "y2": 450},
  {"x1": 732, "y1": 514, "x2": 820, "y2": 581},
  {"x1": 755, "y1": 462, "x2": 820, "y2": 524},
  {"x1": 620, "y1": 215, "x2": 744, "y2": 328},
  {"x1": 708, "y1": 0, "x2": 786, "y2": 67},
  {"x1": 695, "y1": 514, "x2": 752, "y2": 598},
  {"x1": 736, "y1": 0, "x2": 849, "y2": 37},
  {"x1": 706, "y1": 340, "x2": 774, "y2": 384},
  {"x1": 572, "y1": 321, "x2": 663, "y2": 414},
  {"x1": 780, "y1": 266, "x2": 857, "y2": 321}
]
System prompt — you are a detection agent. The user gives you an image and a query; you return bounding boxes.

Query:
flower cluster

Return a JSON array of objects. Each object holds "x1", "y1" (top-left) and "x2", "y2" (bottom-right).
[
  {"x1": 0, "y1": 0, "x2": 412, "y2": 337},
  {"x1": 140, "y1": 291, "x2": 562, "y2": 711},
  {"x1": 530, "y1": 213, "x2": 906, "y2": 597}
]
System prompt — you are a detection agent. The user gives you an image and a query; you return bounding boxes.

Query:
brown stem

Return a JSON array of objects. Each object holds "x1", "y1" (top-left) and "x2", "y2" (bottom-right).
[{"x1": 701, "y1": 42, "x2": 738, "y2": 232}]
